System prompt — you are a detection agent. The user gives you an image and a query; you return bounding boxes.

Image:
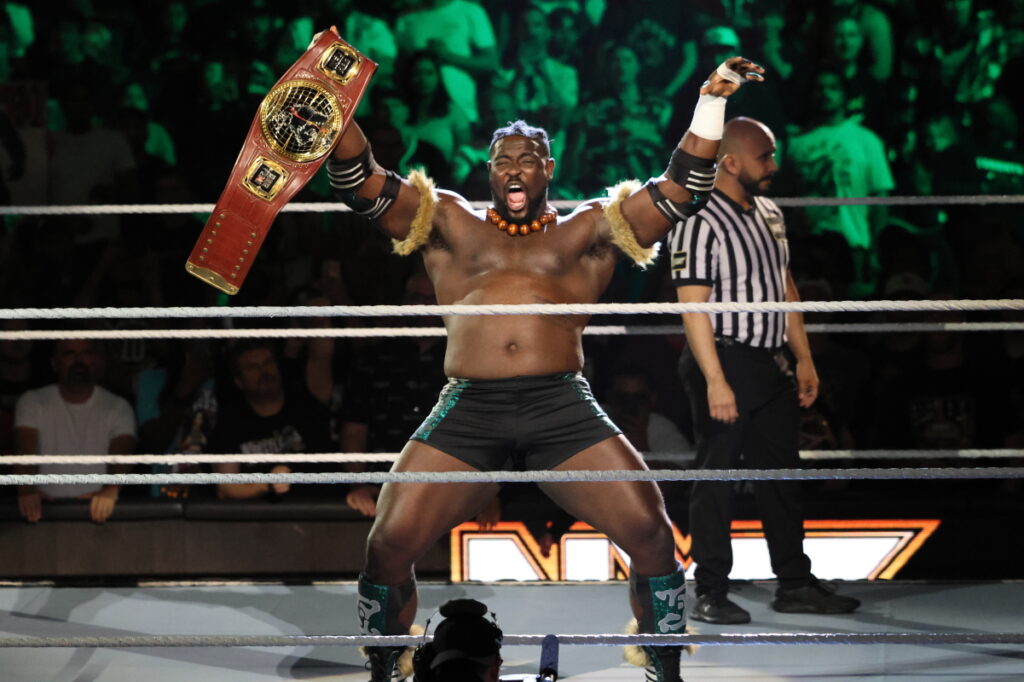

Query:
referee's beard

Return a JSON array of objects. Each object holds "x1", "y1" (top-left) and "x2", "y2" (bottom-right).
[{"x1": 739, "y1": 173, "x2": 774, "y2": 197}]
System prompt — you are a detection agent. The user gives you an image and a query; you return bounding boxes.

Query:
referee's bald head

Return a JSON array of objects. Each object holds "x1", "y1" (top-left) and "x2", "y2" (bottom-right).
[{"x1": 719, "y1": 117, "x2": 776, "y2": 159}]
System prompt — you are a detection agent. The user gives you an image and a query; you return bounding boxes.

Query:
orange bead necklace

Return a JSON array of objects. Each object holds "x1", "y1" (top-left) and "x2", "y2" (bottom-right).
[{"x1": 487, "y1": 207, "x2": 558, "y2": 236}]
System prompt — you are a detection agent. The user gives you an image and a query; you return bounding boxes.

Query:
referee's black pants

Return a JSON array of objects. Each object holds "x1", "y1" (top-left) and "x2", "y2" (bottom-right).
[{"x1": 680, "y1": 340, "x2": 812, "y2": 597}]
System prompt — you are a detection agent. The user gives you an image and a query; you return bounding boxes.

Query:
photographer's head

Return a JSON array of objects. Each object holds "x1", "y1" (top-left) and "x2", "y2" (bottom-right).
[{"x1": 413, "y1": 599, "x2": 503, "y2": 682}]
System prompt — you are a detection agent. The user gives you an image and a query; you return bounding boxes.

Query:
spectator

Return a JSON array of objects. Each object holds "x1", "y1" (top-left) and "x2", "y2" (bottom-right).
[
  {"x1": 603, "y1": 365, "x2": 690, "y2": 458},
  {"x1": 0, "y1": 319, "x2": 42, "y2": 454},
  {"x1": 793, "y1": 278, "x2": 868, "y2": 450},
  {"x1": 394, "y1": 0, "x2": 499, "y2": 125},
  {"x1": 819, "y1": 16, "x2": 876, "y2": 126},
  {"x1": 340, "y1": 267, "x2": 447, "y2": 517},
  {"x1": 785, "y1": 69, "x2": 895, "y2": 296},
  {"x1": 667, "y1": 25, "x2": 789, "y2": 149},
  {"x1": 827, "y1": 0, "x2": 894, "y2": 82},
  {"x1": 907, "y1": 0, "x2": 1007, "y2": 117},
  {"x1": 207, "y1": 332, "x2": 334, "y2": 500},
  {"x1": 496, "y1": 3, "x2": 578, "y2": 157},
  {"x1": 0, "y1": 106, "x2": 26, "y2": 206},
  {"x1": 564, "y1": 43, "x2": 672, "y2": 190},
  {"x1": 47, "y1": 81, "x2": 138, "y2": 254},
  {"x1": 865, "y1": 272, "x2": 929, "y2": 447},
  {"x1": 397, "y1": 50, "x2": 469, "y2": 169},
  {"x1": 13, "y1": 339, "x2": 136, "y2": 523}
]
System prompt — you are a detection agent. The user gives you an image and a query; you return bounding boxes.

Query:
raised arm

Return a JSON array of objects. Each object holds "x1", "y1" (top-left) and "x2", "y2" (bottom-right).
[
  {"x1": 327, "y1": 121, "x2": 442, "y2": 243},
  {"x1": 618, "y1": 57, "x2": 764, "y2": 248}
]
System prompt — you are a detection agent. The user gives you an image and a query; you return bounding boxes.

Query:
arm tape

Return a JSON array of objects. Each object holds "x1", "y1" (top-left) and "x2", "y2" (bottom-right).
[
  {"x1": 666, "y1": 148, "x2": 717, "y2": 195},
  {"x1": 334, "y1": 169, "x2": 402, "y2": 220},
  {"x1": 645, "y1": 179, "x2": 709, "y2": 223},
  {"x1": 326, "y1": 145, "x2": 373, "y2": 191}
]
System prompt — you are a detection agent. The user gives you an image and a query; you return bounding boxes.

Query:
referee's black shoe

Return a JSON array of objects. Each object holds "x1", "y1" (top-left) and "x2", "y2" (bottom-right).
[
  {"x1": 771, "y1": 578, "x2": 860, "y2": 614},
  {"x1": 690, "y1": 592, "x2": 751, "y2": 624}
]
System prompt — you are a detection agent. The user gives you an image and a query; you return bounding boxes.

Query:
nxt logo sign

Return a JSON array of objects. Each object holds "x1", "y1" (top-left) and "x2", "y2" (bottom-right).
[{"x1": 450, "y1": 519, "x2": 939, "y2": 582}]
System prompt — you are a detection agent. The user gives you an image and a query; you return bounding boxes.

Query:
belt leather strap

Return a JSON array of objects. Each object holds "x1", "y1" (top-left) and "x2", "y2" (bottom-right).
[{"x1": 186, "y1": 29, "x2": 376, "y2": 294}]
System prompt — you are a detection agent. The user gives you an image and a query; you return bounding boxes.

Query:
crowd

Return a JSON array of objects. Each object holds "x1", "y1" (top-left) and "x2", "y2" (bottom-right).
[{"x1": 0, "y1": 0, "x2": 1022, "y2": 522}]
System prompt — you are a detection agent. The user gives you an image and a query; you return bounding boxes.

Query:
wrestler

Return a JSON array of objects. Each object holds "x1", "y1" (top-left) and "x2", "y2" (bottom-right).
[{"x1": 328, "y1": 50, "x2": 763, "y2": 682}]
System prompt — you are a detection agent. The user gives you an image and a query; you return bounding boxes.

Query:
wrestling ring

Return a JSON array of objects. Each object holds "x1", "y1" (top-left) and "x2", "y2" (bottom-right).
[{"x1": 0, "y1": 194, "x2": 1023, "y2": 680}]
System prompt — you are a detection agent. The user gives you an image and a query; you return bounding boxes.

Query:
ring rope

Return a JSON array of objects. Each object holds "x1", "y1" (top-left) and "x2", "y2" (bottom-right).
[
  {"x1": 2, "y1": 321, "x2": 1021, "y2": 341},
  {"x1": 3, "y1": 194, "x2": 1023, "y2": 216},
  {"x1": 0, "y1": 631, "x2": 1022, "y2": 649},
  {"x1": 4, "y1": 449, "x2": 1021, "y2": 467},
  {"x1": 2, "y1": 300, "x2": 1022, "y2": 321},
  {"x1": 2, "y1": 467, "x2": 1022, "y2": 487}
]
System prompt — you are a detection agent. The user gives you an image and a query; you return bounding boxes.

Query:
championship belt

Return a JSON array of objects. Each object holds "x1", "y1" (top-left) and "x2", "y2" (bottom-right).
[{"x1": 186, "y1": 29, "x2": 376, "y2": 294}]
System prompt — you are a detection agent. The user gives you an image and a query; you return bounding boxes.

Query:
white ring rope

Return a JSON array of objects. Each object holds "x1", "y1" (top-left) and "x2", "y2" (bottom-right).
[
  {"x1": 4, "y1": 449, "x2": 1021, "y2": 467},
  {"x1": 2, "y1": 194, "x2": 1024, "y2": 216},
  {"x1": 2, "y1": 467, "x2": 1022, "y2": 487},
  {"x1": 2, "y1": 300, "x2": 1022, "y2": 321},
  {"x1": 2, "y1": 321, "x2": 1021, "y2": 341},
  {"x1": 0, "y1": 631, "x2": 1021, "y2": 649}
]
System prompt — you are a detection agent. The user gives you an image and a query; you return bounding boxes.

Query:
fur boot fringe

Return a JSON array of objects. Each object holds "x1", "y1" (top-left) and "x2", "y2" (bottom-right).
[
  {"x1": 622, "y1": 617, "x2": 698, "y2": 666},
  {"x1": 358, "y1": 623, "x2": 425, "y2": 679}
]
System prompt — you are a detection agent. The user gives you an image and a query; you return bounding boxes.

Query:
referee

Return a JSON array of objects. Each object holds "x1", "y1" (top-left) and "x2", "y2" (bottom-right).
[{"x1": 668, "y1": 117, "x2": 859, "y2": 624}]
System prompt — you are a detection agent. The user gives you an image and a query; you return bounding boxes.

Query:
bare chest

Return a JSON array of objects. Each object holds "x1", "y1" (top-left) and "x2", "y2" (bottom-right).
[{"x1": 438, "y1": 214, "x2": 610, "y2": 277}]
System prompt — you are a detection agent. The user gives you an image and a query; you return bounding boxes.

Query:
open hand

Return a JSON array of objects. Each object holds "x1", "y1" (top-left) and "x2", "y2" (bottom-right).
[{"x1": 700, "y1": 57, "x2": 765, "y2": 97}]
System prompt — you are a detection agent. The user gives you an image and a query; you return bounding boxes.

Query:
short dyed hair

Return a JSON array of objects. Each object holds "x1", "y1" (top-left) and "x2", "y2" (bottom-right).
[{"x1": 490, "y1": 119, "x2": 551, "y2": 157}]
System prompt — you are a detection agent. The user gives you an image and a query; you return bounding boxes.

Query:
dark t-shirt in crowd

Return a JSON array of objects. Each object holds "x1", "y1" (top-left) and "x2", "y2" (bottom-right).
[
  {"x1": 341, "y1": 339, "x2": 447, "y2": 452},
  {"x1": 208, "y1": 368, "x2": 334, "y2": 494}
]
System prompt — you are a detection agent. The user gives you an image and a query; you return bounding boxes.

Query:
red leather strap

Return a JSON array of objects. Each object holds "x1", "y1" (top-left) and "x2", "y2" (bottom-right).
[{"x1": 186, "y1": 29, "x2": 376, "y2": 294}]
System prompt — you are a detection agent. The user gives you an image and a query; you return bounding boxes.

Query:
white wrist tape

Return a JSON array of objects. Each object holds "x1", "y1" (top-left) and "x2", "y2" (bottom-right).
[
  {"x1": 688, "y1": 94, "x2": 726, "y2": 141},
  {"x1": 715, "y1": 62, "x2": 744, "y2": 84}
]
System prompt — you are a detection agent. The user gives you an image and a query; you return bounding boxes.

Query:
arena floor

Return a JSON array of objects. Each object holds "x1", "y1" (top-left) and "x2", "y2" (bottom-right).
[{"x1": 1, "y1": 580, "x2": 1022, "y2": 680}]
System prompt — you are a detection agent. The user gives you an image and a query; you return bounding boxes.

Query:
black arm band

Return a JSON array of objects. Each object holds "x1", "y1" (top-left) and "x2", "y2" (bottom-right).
[
  {"x1": 665, "y1": 148, "x2": 716, "y2": 196},
  {"x1": 326, "y1": 145, "x2": 373, "y2": 191},
  {"x1": 335, "y1": 169, "x2": 402, "y2": 220},
  {"x1": 645, "y1": 179, "x2": 709, "y2": 223}
]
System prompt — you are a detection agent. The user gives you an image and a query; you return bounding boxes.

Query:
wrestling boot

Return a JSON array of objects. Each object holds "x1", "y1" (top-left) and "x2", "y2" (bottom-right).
[
  {"x1": 365, "y1": 646, "x2": 406, "y2": 682},
  {"x1": 626, "y1": 564, "x2": 687, "y2": 682},
  {"x1": 357, "y1": 573, "x2": 417, "y2": 682}
]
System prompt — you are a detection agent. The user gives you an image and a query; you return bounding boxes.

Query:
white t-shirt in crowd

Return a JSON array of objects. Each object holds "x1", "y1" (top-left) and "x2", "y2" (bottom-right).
[
  {"x1": 395, "y1": 0, "x2": 497, "y2": 123},
  {"x1": 646, "y1": 412, "x2": 691, "y2": 455},
  {"x1": 15, "y1": 384, "x2": 136, "y2": 498}
]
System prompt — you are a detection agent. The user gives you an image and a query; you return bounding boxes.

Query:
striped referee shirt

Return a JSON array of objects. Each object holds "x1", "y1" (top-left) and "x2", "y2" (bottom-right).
[{"x1": 667, "y1": 189, "x2": 790, "y2": 349}]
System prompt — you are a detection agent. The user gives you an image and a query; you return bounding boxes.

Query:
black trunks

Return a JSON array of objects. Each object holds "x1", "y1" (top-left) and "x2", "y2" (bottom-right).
[{"x1": 410, "y1": 372, "x2": 622, "y2": 471}]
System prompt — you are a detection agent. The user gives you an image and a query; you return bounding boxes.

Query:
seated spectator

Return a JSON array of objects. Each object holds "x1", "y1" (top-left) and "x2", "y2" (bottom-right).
[
  {"x1": 0, "y1": 319, "x2": 43, "y2": 454},
  {"x1": 794, "y1": 278, "x2": 868, "y2": 450},
  {"x1": 603, "y1": 365, "x2": 690, "y2": 459},
  {"x1": 340, "y1": 267, "x2": 447, "y2": 516},
  {"x1": 207, "y1": 334, "x2": 334, "y2": 500},
  {"x1": 13, "y1": 339, "x2": 136, "y2": 523},
  {"x1": 866, "y1": 273, "x2": 929, "y2": 448}
]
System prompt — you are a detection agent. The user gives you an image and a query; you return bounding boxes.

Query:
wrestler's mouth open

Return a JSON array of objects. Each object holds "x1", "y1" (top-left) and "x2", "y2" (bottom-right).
[{"x1": 506, "y1": 183, "x2": 527, "y2": 212}]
